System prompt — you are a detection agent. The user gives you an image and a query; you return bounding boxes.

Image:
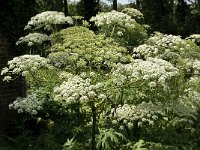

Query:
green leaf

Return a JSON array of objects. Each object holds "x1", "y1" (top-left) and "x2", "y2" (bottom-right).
[
  {"x1": 132, "y1": 140, "x2": 148, "y2": 150},
  {"x1": 96, "y1": 128, "x2": 126, "y2": 150}
]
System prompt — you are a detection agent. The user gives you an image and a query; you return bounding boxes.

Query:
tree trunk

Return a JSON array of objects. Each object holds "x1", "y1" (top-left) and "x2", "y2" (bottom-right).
[
  {"x1": 113, "y1": 0, "x2": 117, "y2": 11},
  {"x1": 64, "y1": 0, "x2": 68, "y2": 16},
  {"x1": 83, "y1": 0, "x2": 95, "y2": 20}
]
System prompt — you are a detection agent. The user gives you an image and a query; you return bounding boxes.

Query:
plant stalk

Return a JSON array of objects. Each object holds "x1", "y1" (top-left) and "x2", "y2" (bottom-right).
[{"x1": 91, "y1": 102, "x2": 97, "y2": 150}]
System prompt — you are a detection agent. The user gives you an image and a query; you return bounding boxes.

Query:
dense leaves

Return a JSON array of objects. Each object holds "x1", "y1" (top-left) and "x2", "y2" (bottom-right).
[{"x1": 50, "y1": 26, "x2": 132, "y2": 71}]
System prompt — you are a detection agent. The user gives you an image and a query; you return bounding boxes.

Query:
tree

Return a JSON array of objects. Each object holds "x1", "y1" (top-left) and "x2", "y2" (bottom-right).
[
  {"x1": 0, "y1": 0, "x2": 37, "y2": 54},
  {"x1": 176, "y1": 0, "x2": 187, "y2": 22},
  {"x1": 77, "y1": 0, "x2": 99, "y2": 20},
  {"x1": 35, "y1": 0, "x2": 69, "y2": 15},
  {"x1": 99, "y1": 1, "x2": 112, "y2": 12},
  {"x1": 134, "y1": 0, "x2": 177, "y2": 34},
  {"x1": 64, "y1": 0, "x2": 69, "y2": 16},
  {"x1": 113, "y1": 0, "x2": 117, "y2": 10}
]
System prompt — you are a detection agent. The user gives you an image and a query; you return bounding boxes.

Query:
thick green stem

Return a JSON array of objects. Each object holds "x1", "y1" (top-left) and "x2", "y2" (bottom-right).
[
  {"x1": 111, "y1": 25, "x2": 116, "y2": 37},
  {"x1": 120, "y1": 88, "x2": 124, "y2": 105},
  {"x1": 91, "y1": 103, "x2": 97, "y2": 150}
]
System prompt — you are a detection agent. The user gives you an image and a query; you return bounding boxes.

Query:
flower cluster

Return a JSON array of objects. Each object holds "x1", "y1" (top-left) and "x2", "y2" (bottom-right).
[
  {"x1": 49, "y1": 26, "x2": 132, "y2": 70},
  {"x1": 16, "y1": 33, "x2": 49, "y2": 46},
  {"x1": 148, "y1": 32, "x2": 184, "y2": 49},
  {"x1": 186, "y1": 34, "x2": 200, "y2": 44},
  {"x1": 9, "y1": 94, "x2": 44, "y2": 115},
  {"x1": 181, "y1": 58, "x2": 200, "y2": 74},
  {"x1": 122, "y1": 8, "x2": 143, "y2": 20},
  {"x1": 1, "y1": 55, "x2": 51, "y2": 81},
  {"x1": 24, "y1": 11, "x2": 73, "y2": 31},
  {"x1": 186, "y1": 89, "x2": 200, "y2": 109},
  {"x1": 111, "y1": 58, "x2": 178, "y2": 88},
  {"x1": 91, "y1": 10, "x2": 134, "y2": 28},
  {"x1": 110, "y1": 102, "x2": 161, "y2": 128},
  {"x1": 147, "y1": 32, "x2": 199, "y2": 59},
  {"x1": 142, "y1": 32, "x2": 200, "y2": 66},
  {"x1": 54, "y1": 75, "x2": 107, "y2": 107},
  {"x1": 132, "y1": 44, "x2": 159, "y2": 59},
  {"x1": 182, "y1": 76, "x2": 200, "y2": 110},
  {"x1": 90, "y1": 10, "x2": 147, "y2": 46},
  {"x1": 187, "y1": 76, "x2": 200, "y2": 90}
]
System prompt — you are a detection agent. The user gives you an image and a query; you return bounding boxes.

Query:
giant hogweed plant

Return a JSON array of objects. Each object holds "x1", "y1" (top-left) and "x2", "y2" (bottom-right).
[
  {"x1": 16, "y1": 33, "x2": 50, "y2": 56},
  {"x1": 15, "y1": 11, "x2": 73, "y2": 57},
  {"x1": 49, "y1": 26, "x2": 132, "y2": 72},
  {"x1": 1, "y1": 10, "x2": 200, "y2": 149},
  {"x1": 90, "y1": 9, "x2": 148, "y2": 48},
  {"x1": 24, "y1": 11, "x2": 73, "y2": 32}
]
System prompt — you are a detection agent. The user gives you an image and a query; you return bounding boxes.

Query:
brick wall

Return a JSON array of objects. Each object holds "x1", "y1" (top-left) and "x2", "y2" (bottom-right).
[{"x1": 0, "y1": 34, "x2": 24, "y2": 129}]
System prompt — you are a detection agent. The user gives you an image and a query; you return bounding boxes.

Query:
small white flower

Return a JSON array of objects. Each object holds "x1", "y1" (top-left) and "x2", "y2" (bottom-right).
[
  {"x1": 119, "y1": 125, "x2": 124, "y2": 130},
  {"x1": 3, "y1": 76, "x2": 12, "y2": 81},
  {"x1": 98, "y1": 94, "x2": 107, "y2": 100},
  {"x1": 18, "y1": 109, "x2": 24, "y2": 113},
  {"x1": 9, "y1": 94, "x2": 44, "y2": 115},
  {"x1": 88, "y1": 91, "x2": 96, "y2": 98},
  {"x1": 80, "y1": 96, "x2": 89, "y2": 102},
  {"x1": 117, "y1": 31, "x2": 123, "y2": 37},
  {"x1": 148, "y1": 82, "x2": 157, "y2": 88},
  {"x1": 1, "y1": 67, "x2": 9, "y2": 75},
  {"x1": 31, "y1": 110, "x2": 38, "y2": 115}
]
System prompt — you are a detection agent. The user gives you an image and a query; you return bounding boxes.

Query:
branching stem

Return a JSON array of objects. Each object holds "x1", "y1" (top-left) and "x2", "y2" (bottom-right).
[{"x1": 91, "y1": 102, "x2": 97, "y2": 150}]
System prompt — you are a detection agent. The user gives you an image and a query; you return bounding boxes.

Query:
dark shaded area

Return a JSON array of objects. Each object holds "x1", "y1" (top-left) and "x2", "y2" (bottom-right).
[
  {"x1": 0, "y1": 0, "x2": 37, "y2": 55},
  {"x1": 131, "y1": 0, "x2": 200, "y2": 37},
  {"x1": 113, "y1": 0, "x2": 117, "y2": 10},
  {"x1": 0, "y1": 34, "x2": 26, "y2": 130},
  {"x1": 77, "y1": 0, "x2": 100, "y2": 21},
  {"x1": 0, "y1": 0, "x2": 36, "y2": 130}
]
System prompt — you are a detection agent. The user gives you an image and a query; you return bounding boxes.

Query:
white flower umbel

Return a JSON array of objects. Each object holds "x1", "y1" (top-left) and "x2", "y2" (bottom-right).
[
  {"x1": 111, "y1": 58, "x2": 179, "y2": 87},
  {"x1": 16, "y1": 33, "x2": 49, "y2": 46},
  {"x1": 182, "y1": 58, "x2": 200, "y2": 74},
  {"x1": 147, "y1": 32, "x2": 199, "y2": 60},
  {"x1": 148, "y1": 32, "x2": 184, "y2": 50},
  {"x1": 133, "y1": 44, "x2": 159, "y2": 59},
  {"x1": 54, "y1": 75, "x2": 106, "y2": 107},
  {"x1": 183, "y1": 76, "x2": 200, "y2": 110},
  {"x1": 186, "y1": 34, "x2": 200, "y2": 44},
  {"x1": 24, "y1": 11, "x2": 73, "y2": 31},
  {"x1": 90, "y1": 10, "x2": 147, "y2": 46},
  {"x1": 9, "y1": 94, "x2": 44, "y2": 115},
  {"x1": 49, "y1": 26, "x2": 132, "y2": 70},
  {"x1": 187, "y1": 90, "x2": 200, "y2": 108},
  {"x1": 90, "y1": 10, "x2": 134, "y2": 28},
  {"x1": 122, "y1": 8, "x2": 143, "y2": 20},
  {"x1": 110, "y1": 102, "x2": 162, "y2": 128},
  {"x1": 1, "y1": 55, "x2": 51, "y2": 81}
]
